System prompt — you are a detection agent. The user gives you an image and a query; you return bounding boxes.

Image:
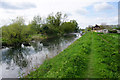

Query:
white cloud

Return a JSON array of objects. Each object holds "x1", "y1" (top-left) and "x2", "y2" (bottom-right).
[
  {"x1": 0, "y1": 0, "x2": 118, "y2": 28},
  {"x1": 94, "y1": 2, "x2": 114, "y2": 12},
  {"x1": 0, "y1": 1, "x2": 36, "y2": 10},
  {"x1": 76, "y1": 8, "x2": 88, "y2": 15},
  {"x1": 96, "y1": 16, "x2": 118, "y2": 24}
]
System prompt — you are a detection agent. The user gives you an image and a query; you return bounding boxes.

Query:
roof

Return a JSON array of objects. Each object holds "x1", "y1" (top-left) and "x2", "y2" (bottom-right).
[{"x1": 92, "y1": 25, "x2": 100, "y2": 30}]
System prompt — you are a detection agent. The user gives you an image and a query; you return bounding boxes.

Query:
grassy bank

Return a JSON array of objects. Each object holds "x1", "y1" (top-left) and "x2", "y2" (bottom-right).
[
  {"x1": 24, "y1": 32, "x2": 120, "y2": 78},
  {"x1": 29, "y1": 34, "x2": 48, "y2": 41}
]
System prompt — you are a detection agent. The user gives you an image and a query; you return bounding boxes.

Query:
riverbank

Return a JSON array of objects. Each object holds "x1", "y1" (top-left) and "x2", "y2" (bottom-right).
[
  {"x1": 24, "y1": 32, "x2": 120, "y2": 78},
  {"x1": 1, "y1": 34, "x2": 61, "y2": 48},
  {"x1": 2, "y1": 34, "x2": 47, "y2": 48},
  {"x1": 2, "y1": 33, "x2": 81, "y2": 48}
]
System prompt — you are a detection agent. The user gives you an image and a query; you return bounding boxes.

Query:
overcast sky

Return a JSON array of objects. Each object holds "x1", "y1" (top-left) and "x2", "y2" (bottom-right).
[{"x1": 0, "y1": 0, "x2": 119, "y2": 29}]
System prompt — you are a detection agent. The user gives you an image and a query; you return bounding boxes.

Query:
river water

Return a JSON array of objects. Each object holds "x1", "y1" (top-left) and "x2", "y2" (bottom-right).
[{"x1": 0, "y1": 33, "x2": 81, "y2": 78}]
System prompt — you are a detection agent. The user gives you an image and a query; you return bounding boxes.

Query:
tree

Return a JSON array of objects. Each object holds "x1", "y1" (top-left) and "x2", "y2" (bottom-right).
[
  {"x1": 46, "y1": 13, "x2": 55, "y2": 25},
  {"x1": 2, "y1": 17, "x2": 30, "y2": 46},
  {"x1": 85, "y1": 25, "x2": 93, "y2": 31},
  {"x1": 46, "y1": 12, "x2": 68, "y2": 27},
  {"x1": 45, "y1": 12, "x2": 68, "y2": 35},
  {"x1": 60, "y1": 22, "x2": 76, "y2": 33},
  {"x1": 30, "y1": 15, "x2": 42, "y2": 34},
  {"x1": 70, "y1": 20, "x2": 79, "y2": 32}
]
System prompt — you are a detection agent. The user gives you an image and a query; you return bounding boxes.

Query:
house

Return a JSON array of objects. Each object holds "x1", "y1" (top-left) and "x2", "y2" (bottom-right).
[
  {"x1": 92, "y1": 30, "x2": 103, "y2": 32},
  {"x1": 92, "y1": 24, "x2": 109, "y2": 33},
  {"x1": 92, "y1": 25, "x2": 103, "y2": 33},
  {"x1": 92, "y1": 24, "x2": 100, "y2": 30}
]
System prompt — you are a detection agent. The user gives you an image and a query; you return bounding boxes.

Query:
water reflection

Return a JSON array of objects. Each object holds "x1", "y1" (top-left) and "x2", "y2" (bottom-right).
[{"x1": 1, "y1": 33, "x2": 81, "y2": 78}]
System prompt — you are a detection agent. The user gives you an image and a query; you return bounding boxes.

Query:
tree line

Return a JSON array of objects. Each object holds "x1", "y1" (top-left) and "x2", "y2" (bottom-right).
[{"x1": 1, "y1": 12, "x2": 79, "y2": 47}]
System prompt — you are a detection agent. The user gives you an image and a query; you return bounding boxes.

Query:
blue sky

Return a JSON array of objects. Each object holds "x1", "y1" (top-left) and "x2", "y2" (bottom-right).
[
  {"x1": 85, "y1": 2, "x2": 117, "y2": 17},
  {"x1": 0, "y1": 1, "x2": 36, "y2": 10},
  {"x1": 0, "y1": 0, "x2": 119, "y2": 29}
]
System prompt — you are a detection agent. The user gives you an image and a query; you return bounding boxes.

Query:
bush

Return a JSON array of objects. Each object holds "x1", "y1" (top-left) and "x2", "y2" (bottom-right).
[
  {"x1": 2, "y1": 17, "x2": 30, "y2": 46},
  {"x1": 109, "y1": 30, "x2": 117, "y2": 33}
]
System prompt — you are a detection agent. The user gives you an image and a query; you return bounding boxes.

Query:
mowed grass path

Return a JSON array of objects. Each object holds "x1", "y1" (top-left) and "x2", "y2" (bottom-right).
[
  {"x1": 85, "y1": 32, "x2": 99, "y2": 78},
  {"x1": 24, "y1": 32, "x2": 120, "y2": 78}
]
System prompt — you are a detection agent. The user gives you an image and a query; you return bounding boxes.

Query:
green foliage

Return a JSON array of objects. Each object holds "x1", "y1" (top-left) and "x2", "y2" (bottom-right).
[
  {"x1": 29, "y1": 15, "x2": 42, "y2": 34},
  {"x1": 2, "y1": 17, "x2": 30, "y2": 46},
  {"x1": 86, "y1": 26, "x2": 92, "y2": 31},
  {"x1": 46, "y1": 12, "x2": 63, "y2": 27},
  {"x1": 38, "y1": 12, "x2": 79, "y2": 36},
  {"x1": 30, "y1": 34, "x2": 47, "y2": 40},
  {"x1": 2, "y1": 12, "x2": 79, "y2": 47},
  {"x1": 70, "y1": 20, "x2": 79, "y2": 32},
  {"x1": 60, "y1": 22, "x2": 76, "y2": 33},
  {"x1": 109, "y1": 30, "x2": 117, "y2": 33},
  {"x1": 114, "y1": 27, "x2": 120, "y2": 30},
  {"x1": 92, "y1": 33, "x2": 120, "y2": 78},
  {"x1": 40, "y1": 24, "x2": 60, "y2": 36}
]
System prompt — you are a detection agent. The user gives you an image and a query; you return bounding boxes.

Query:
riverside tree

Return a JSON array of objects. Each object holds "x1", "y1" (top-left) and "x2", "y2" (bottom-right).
[
  {"x1": 2, "y1": 12, "x2": 79, "y2": 47},
  {"x1": 2, "y1": 17, "x2": 30, "y2": 46},
  {"x1": 29, "y1": 15, "x2": 42, "y2": 34}
]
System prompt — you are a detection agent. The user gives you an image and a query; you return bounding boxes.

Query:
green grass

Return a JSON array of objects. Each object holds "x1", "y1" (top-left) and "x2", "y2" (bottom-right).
[
  {"x1": 95, "y1": 33, "x2": 120, "y2": 78},
  {"x1": 24, "y1": 32, "x2": 120, "y2": 78},
  {"x1": 84, "y1": 32, "x2": 100, "y2": 78},
  {"x1": 29, "y1": 34, "x2": 48, "y2": 41}
]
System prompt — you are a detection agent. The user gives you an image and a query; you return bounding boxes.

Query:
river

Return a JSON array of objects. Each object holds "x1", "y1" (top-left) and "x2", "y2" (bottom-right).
[{"x1": 0, "y1": 33, "x2": 81, "y2": 78}]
